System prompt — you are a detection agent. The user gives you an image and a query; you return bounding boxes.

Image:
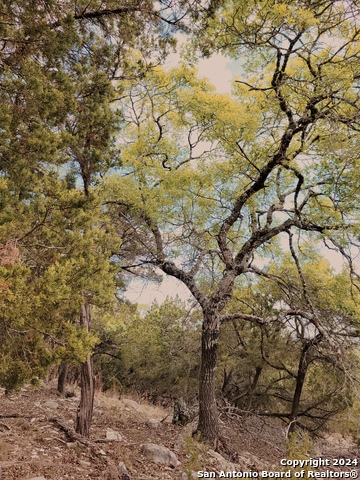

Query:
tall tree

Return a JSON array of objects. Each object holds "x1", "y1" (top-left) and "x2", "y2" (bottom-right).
[
  {"x1": 0, "y1": 0, "x2": 209, "y2": 430},
  {"x1": 106, "y1": 0, "x2": 360, "y2": 447}
]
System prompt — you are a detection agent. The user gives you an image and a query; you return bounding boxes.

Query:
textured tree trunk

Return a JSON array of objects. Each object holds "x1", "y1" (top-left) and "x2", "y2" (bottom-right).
[
  {"x1": 75, "y1": 304, "x2": 94, "y2": 438},
  {"x1": 57, "y1": 362, "x2": 68, "y2": 395},
  {"x1": 197, "y1": 311, "x2": 220, "y2": 447}
]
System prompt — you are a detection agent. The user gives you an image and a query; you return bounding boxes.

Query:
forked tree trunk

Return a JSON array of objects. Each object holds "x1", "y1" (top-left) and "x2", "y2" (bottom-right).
[
  {"x1": 75, "y1": 304, "x2": 94, "y2": 438},
  {"x1": 197, "y1": 311, "x2": 220, "y2": 447}
]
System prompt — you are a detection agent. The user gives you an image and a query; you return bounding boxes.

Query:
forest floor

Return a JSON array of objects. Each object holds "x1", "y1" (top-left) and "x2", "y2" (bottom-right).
[{"x1": 0, "y1": 381, "x2": 358, "y2": 480}]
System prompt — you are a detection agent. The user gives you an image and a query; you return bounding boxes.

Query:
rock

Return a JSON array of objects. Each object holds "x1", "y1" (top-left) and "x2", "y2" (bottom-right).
[
  {"x1": 43, "y1": 400, "x2": 58, "y2": 409},
  {"x1": 117, "y1": 461, "x2": 128, "y2": 474},
  {"x1": 208, "y1": 449, "x2": 239, "y2": 472},
  {"x1": 66, "y1": 442, "x2": 77, "y2": 449},
  {"x1": 122, "y1": 398, "x2": 142, "y2": 412},
  {"x1": 106, "y1": 428, "x2": 123, "y2": 441},
  {"x1": 117, "y1": 462, "x2": 131, "y2": 480},
  {"x1": 237, "y1": 452, "x2": 263, "y2": 470},
  {"x1": 146, "y1": 418, "x2": 161, "y2": 429},
  {"x1": 178, "y1": 472, "x2": 198, "y2": 479},
  {"x1": 141, "y1": 442, "x2": 180, "y2": 467},
  {"x1": 28, "y1": 477, "x2": 46, "y2": 480},
  {"x1": 324, "y1": 433, "x2": 355, "y2": 452}
]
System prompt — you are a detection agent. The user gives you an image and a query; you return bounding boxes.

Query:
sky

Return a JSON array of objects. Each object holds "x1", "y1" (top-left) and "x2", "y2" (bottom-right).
[{"x1": 164, "y1": 33, "x2": 235, "y2": 94}]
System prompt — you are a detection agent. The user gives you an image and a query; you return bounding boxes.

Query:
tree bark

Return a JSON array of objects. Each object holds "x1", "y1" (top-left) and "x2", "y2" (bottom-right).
[
  {"x1": 245, "y1": 366, "x2": 262, "y2": 410},
  {"x1": 57, "y1": 362, "x2": 68, "y2": 395},
  {"x1": 196, "y1": 311, "x2": 220, "y2": 447},
  {"x1": 75, "y1": 304, "x2": 94, "y2": 438}
]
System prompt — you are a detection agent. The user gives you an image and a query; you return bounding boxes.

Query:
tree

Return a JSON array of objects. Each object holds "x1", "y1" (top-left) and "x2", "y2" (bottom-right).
[
  {"x1": 219, "y1": 254, "x2": 360, "y2": 433},
  {"x1": 94, "y1": 298, "x2": 201, "y2": 399},
  {"x1": 0, "y1": 186, "x2": 114, "y2": 391},
  {"x1": 0, "y1": 0, "x2": 205, "y2": 434},
  {"x1": 106, "y1": 0, "x2": 360, "y2": 447}
]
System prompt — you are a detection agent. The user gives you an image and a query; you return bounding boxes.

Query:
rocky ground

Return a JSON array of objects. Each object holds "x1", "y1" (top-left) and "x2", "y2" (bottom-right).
[{"x1": 0, "y1": 382, "x2": 358, "y2": 480}]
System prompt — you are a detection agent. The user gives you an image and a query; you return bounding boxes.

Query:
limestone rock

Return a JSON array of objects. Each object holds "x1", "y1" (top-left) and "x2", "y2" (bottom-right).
[
  {"x1": 141, "y1": 442, "x2": 180, "y2": 467},
  {"x1": 122, "y1": 399, "x2": 142, "y2": 412},
  {"x1": 106, "y1": 428, "x2": 123, "y2": 441},
  {"x1": 178, "y1": 472, "x2": 198, "y2": 479},
  {"x1": 146, "y1": 418, "x2": 161, "y2": 429},
  {"x1": 208, "y1": 449, "x2": 239, "y2": 472},
  {"x1": 118, "y1": 461, "x2": 132, "y2": 479},
  {"x1": 43, "y1": 400, "x2": 58, "y2": 409}
]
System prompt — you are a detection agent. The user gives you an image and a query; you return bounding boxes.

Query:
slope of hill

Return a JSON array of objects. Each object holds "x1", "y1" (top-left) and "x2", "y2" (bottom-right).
[{"x1": 0, "y1": 382, "x2": 358, "y2": 480}]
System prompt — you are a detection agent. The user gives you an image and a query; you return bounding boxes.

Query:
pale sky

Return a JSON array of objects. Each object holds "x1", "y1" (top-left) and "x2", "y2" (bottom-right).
[
  {"x1": 164, "y1": 33, "x2": 234, "y2": 94},
  {"x1": 124, "y1": 276, "x2": 192, "y2": 305}
]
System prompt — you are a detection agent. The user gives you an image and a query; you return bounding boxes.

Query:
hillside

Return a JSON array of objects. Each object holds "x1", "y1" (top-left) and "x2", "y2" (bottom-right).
[{"x1": 0, "y1": 382, "x2": 358, "y2": 480}]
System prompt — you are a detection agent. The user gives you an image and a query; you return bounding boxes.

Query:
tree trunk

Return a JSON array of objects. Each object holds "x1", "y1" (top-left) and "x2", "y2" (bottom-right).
[
  {"x1": 245, "y1": 366, "x2": 262, "y2": 410},
  {"x1": 288, "y1": 348, "x2": 307, "y2": 434},
  {"x1": 57, "y1": 362, "x2": 68, "y2": 395},
  {"x1": 288, "y1": 333, "x2": 322, "y2": 434},
  {"x1": 196, "y1": 311, "x2": 220, "y2": 447},
  {"x1": 75, "y1": 304, "x2": 94, "y2": 438}
]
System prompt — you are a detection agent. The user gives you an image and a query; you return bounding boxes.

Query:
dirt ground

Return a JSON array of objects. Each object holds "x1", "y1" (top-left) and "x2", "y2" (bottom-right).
[{"x1": 0, "y1": 382, "x2": 358, "y2": 480}]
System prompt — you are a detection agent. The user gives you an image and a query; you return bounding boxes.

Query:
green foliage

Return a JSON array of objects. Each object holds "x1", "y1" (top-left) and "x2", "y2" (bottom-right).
[
  {"x1": 286, "y1": 432, "x2": 314, "y2": 475},
  {"x1": 0, "y1": 0, "x2": 175, "y2": 390},
  {"x1": 100, "y1": 2, "x2": 360, "y2": 444},
  {"x1": 218, "y1": 254, "x2": 359, "y2": 431},
  {"x1": 183, "y1": 433, "x2": 208, "y2": 478},
  {"x1": 94, "y1": 298, "x2": 201, "y2": 398},
  {"x1": 1, "y1": 0, "x2": 360, "y2": 446}
]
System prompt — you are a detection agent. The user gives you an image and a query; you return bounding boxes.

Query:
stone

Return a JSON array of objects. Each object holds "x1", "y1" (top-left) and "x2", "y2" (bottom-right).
[
  {"x1": 140, "y1": 443, "x2": 180, "y2": 467},
  {"x1": 66, "y1": 442, "x2": 77, "y2": 449},
  {"x1": 208, "y1": 449, "x2": 239, "y2": 472},
  {"x1": 106, "y1": 428, "x2": 123, "y2": 441},
  {"x1": 117, "y1": 462, "x2": 131, "y2": 480},
  {"x1": 122, "y1": 398, "x2": 142, "y2": 412},
  {"x1": 178, "y1": 472, "x2": 198, "y2": 479},
  {"x1": 28, "y1": 477, "x2": 46, "y2": 480},
  {"x1": 146, "y1": 418, "x2": 161, "y2": 429},
  {"x1": 117, "y1": 461, "x2": 129, "y2": 475},
  {"x1": 43, "y1": 400, "x2": 58, "y2": 409}
]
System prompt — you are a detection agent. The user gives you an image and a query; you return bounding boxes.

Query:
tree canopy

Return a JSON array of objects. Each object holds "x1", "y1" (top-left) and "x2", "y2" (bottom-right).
[
  {"x1": 105, "y1": 0, "x2": 360, "y2": 445},
  {"x1": 1, "y1": 0, "x2": 360, "y2": 449}
]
